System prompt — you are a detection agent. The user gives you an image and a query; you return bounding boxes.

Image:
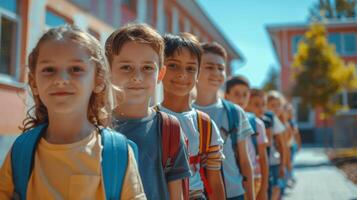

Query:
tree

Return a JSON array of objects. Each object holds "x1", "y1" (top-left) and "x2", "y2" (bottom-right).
[
  {"x1": 292, "y1": 23, "x2": 357, "y2": 116},
  {"x1": 262, "y1": 66, "x2": 279, "y2": 92},
  {"x1": 309, "y1": 0, "x2": 356, "y2": 21}
]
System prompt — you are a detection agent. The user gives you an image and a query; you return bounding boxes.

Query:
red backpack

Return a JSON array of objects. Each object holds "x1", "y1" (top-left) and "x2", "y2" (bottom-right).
[{"x1": 158, "y1": 111, "x2": 189, "y2": 200}]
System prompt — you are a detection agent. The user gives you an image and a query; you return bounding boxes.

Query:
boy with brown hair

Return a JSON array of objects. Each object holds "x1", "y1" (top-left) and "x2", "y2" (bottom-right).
[
  {"x1": 158, "y1": 33, "x2": 226, "y2": 200},
  {"x1": 225, "y1": 76, "x2": 270, "y2": 200},
  {"x1": 193, "y1": 42, "x2": 255, "y2": 200},
  {"x1": 105, "y1": 23, "x2": 191, "y2": 200}
]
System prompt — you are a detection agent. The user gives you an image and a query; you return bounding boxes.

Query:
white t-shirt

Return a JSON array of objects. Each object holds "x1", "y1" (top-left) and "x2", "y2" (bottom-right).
[
  {"x1": 247, "y1": 117, "x2": 268, "y2": 177},
  {"x1": 269, "y1": 115, "x2": 286, "y2": 166}
]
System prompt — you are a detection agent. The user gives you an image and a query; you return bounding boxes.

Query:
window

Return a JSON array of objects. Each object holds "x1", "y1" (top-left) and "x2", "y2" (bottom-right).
[
  {"x1": 45, "y1": 10, "x2": 68, "y2": 28},
  {"x1": 348, "y1": 91, "x2": 357, "y2": 109},
  {"x1": 328, "y1": 33, "x2": 357, "y2": 56},
  {"x1": 0, "y1": 0, "x2": 20, "y2": 78},
  {"x1": 146, "y1": 0, "x2": 154, "y2": 25},
  {"x1": 292, "y1": 35, "x2": 303, "y2": 55},
  {"x1": 343, "y1": 34, "x2": 356, "y2": 55}
]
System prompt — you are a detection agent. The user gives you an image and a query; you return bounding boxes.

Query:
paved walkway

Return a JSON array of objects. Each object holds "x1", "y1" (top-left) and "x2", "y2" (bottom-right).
[{"x1": 284, "y1": 148, "x2": 357, "y2": 200}]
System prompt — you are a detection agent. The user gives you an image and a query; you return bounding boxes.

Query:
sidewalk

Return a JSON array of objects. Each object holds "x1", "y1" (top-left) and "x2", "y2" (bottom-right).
[{"x1": 284, "y1": 148, "x2": 357, "y2": 200}]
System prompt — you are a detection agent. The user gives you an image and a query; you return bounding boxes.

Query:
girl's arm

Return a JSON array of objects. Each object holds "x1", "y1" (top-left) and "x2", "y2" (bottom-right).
[
  {"x1": 168, "y1": 180, "x2": 183, "y2": 200},
  {"x1": 0, "y1": 152, "x2": 14, "y2": 200},
  {"x1": 238, "y1": 140, "x2": 255, "y2": 200}
]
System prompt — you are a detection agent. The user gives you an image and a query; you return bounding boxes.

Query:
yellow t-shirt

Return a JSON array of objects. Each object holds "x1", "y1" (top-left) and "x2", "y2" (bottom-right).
[{"x1": 0, "y1": 131, "x2": 146, "y2": 200}]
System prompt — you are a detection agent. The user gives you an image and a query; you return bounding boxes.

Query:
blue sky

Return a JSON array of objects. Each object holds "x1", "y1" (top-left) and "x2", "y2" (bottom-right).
[{"x1": 196, "y1": 0, "x2": 318, "y2": 87}]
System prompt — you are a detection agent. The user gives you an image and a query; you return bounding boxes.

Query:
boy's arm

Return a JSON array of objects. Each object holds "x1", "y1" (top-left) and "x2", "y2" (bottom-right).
[
  {"x1": 237, "y1": 140, "x2": 255, "y2": 200},
  {"x1": 257, "y1": 143, "x2": 269, "y2": 200},
  {"x1": 206, "y1": 168, "x2": 226, "y2": 200},
  {"x1": 0, "y1": 151, "x2": 14, "y2": 200},
  {"x1": 168, "y1": 180, "x2": 183, "y2": 200}
]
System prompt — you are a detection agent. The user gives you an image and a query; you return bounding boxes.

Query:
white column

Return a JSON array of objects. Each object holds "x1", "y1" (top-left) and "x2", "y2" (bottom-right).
[
  {"x1": 171, "y1": 6, "x2": 179, "y2": 33},
  {"x1": 136, "y1": 0, "x2": 147, "y2": 23},
  {"x1": 113, "y1": 0, "x2": 121, "y2": 27},
  {"x1": 342, "y1": 90, "x2": 349, "y2": 108},
  {"x1": 27, "y1": 0, "x2": 47, "y2": 56},
  {"x1": 156, "y1": 0, "x2": 164, "y2": 33}
]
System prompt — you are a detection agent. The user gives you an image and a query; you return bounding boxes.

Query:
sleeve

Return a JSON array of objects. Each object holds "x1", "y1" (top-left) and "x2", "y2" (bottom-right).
[
  {"x1": 272, "y1": 116, "x2": 286, "y2": 135},
  {"x1": 205, "y1": 120, "x2": 224, "y2": 171},
  {"x1": 256, "y1": 118, "x2": 268, "y2": 145},
  {"x1": 236, "y1": 106, "x2": 254, "y2": 141},
  {"x1": 120, "y1": 145, "x2": 147, "y2": 200},
  {"x1": 166, "y1": 128, "x2": 191, "y2": 182},
  {"x1": 0, "y1": 151, "x2": 14, "y2": 200}
]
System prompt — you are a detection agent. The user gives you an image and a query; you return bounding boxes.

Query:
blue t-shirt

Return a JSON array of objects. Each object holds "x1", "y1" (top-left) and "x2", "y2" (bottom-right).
[
  {"x1": 193, "y1": 99, "x2": 254, "y2": 198},
  {"x1": 113, "y1": 111, "x2": 191, "y2": 200}
]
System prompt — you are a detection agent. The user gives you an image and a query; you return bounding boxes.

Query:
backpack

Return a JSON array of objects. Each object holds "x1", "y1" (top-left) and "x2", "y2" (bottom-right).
[
  {"x1": 157, "y1": 111, "x2": 189, "y2": 200},
  {"x1": 221, "y1": 99, "x2": 252, "y2": 181},
  {"x1": 246, "y1": 112, "x2": 259, "y2": 156},
  {"x1": 189, "y1": 110, "x2": 215, "y2": 196},
  {"x1": 11, "y1": 123, "x2": 138, "y2": 200}
]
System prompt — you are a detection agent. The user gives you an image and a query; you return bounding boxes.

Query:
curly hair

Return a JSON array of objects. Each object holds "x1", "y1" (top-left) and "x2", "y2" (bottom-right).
[{"x1": 22, "y1": 25, "x2": 112, "y2": 132}]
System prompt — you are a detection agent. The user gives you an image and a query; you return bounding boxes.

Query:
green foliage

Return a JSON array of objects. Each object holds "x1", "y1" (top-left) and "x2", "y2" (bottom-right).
[
  {"x1": 262, "y1": 66, "x2": 279, "y2": 92},
  {"x1": 292, "y1": 23, "x2": 357, "y2": 116},
  {"x1": 309, "y1": 0, "x2": 356, "y2": 21}
]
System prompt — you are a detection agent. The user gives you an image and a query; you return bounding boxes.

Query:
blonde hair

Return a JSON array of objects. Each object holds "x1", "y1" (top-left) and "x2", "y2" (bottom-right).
[{"x1": 22, "y1": 25, "x2": 112, "y2": 132}]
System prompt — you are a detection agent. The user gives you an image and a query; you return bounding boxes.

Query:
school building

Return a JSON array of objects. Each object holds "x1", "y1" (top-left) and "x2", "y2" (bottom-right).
[
  {"x1": 266, "y1": 20, "x2": 357, "y2": 146},
  {"x1": 0, "y1": 0, "x2": 243, "y2": 163}
]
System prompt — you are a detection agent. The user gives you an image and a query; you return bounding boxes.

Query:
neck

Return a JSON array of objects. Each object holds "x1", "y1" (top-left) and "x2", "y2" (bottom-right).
[
  {"x1": 195, "y1": 88, "x2": 219, "y2": 106},
  {"x1": 162, "y1": 91, "x2": 191, "y2": 113},
  {"x1": 46, "y1": 111, "x2": 95, "y2": 144},
  {"x1": 114, "y1": 102, "x2": 151, "y2": 119}
]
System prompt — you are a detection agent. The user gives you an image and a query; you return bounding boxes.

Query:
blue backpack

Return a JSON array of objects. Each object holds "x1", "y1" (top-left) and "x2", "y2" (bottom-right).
[
  {"x1": 246, "y1": 112, "x2": 259, "y2": 155},
  {"x1": 11, "y1": 124, "x2": 138, "y2": 200}
]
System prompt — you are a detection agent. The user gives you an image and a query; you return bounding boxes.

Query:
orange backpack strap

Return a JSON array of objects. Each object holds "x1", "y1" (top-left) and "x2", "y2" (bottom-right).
[
  {"x1": 196, "y1": 110, "x2": 213, "y2": 195},
  {"x1": 158, "y1": 110, "x2": 189, "y2": 200}
]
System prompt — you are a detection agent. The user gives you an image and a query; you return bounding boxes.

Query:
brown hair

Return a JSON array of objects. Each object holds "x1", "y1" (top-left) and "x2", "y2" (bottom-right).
[
  {"x1": 22, "y1": 25, "x2": 112, "y2": 132},
  {"x1": 163, "y1": 32, "x2": 202, "y2": 67},
  {"x1": 105, "y1": 23, "x2": 164, "y2": 68},
  {"x1": 225, "y1": 75, "x2": 250, "y2": 94},
  {"x1": 250, "y1": 88, "x2": 266, "y2": 98},
  {"x1": 201, "y1": 42, "x2": 227, "y2": 61}
]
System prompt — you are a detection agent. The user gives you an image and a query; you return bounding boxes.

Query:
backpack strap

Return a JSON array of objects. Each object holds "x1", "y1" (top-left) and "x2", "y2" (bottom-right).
[
  {"x1": 196, "y1": 110, "x2": 213, "y2": 195},
  {"x1": 247, "y1": 112, "x2": 259, "y2": 156},
  {"x1": 11, "y1": 124, "x2": 47, "y2": 200},
  {"x1": 101, "y1": 128, "x2": 137, "y2": 200}
]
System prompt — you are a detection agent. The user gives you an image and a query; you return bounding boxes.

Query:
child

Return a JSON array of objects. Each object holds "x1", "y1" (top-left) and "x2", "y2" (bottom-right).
[
  {"x1": 0, "y1": 25, "x2": 145, "y2": 200},
  {"x1": 106, "y1": 24, "x2": 191, "y2": 200},
  {"x1": 158, "y1": 33, "x2": 226, "y2": 200},
  {"x1": 249, "y1": 89, "x2": 289, "y2": 199},
  {"x1": 225, "y1": 76, "x2": 269, "y2": 200},
  {"x1": 193, "y1": 42, "x2": 255, "y2": 200}
]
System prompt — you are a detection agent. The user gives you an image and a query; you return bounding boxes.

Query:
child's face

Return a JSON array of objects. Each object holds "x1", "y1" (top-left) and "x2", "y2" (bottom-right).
[
  {"x1": 197, "y1": 52, "x2": 226, "y2": 94},
  {"x1": 225, "y1": 84, "x2": 250, "y2": 109},
  {"x1": 162, "y1": 48, "x2": 199, "y2": 97},
  {"x1": 33, "y1": 40, "x2": 96, "y2": 115},
  {"x1": 247, "y1": 96, "x2": 266, "y2": 117},
  {"x1": 111, "y1": 41, "x2": 161, "y2": 105},
  {"x1": 267, "y1": 98, "x2": 283, "y2": 116}
]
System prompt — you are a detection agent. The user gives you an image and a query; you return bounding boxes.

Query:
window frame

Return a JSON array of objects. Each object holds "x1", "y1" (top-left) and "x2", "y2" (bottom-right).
[{"x1": 0, "y1": 1, "x2": 22, "y2": 85}]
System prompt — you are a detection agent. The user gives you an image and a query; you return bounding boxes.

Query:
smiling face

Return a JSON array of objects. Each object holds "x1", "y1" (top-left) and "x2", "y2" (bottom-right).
[
  {"x1": 196, "y1": 52, "x2": 226, "y2": 94},
  {"x1": 32, "y1": 40, "x2": 96, "y2": 115},
  {"x1": 110, "y1": 41, "x2": 161, "y2": 105},
  {"x1": 162, "y1": 47, "x2": 199, "y2": 97}
]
